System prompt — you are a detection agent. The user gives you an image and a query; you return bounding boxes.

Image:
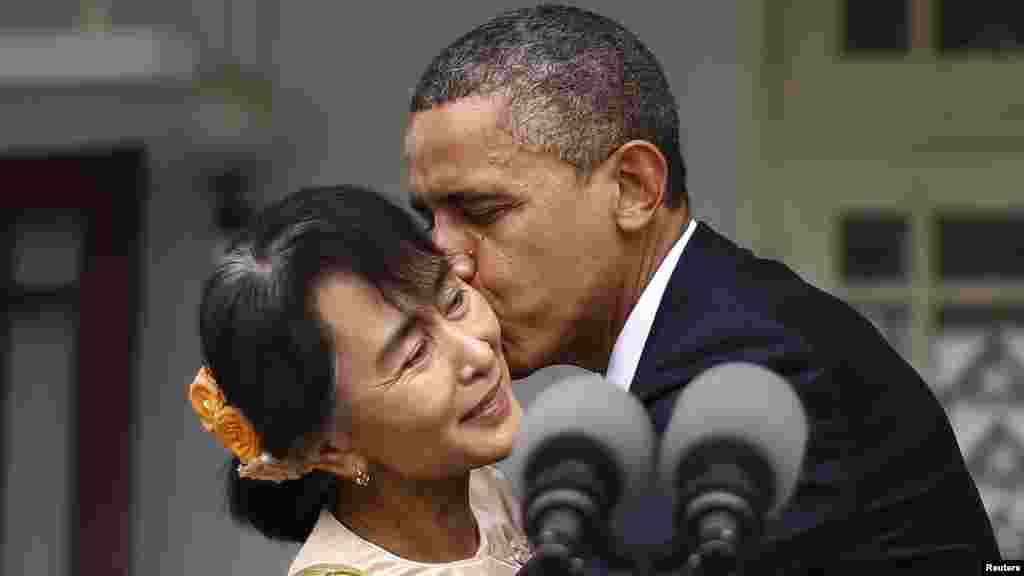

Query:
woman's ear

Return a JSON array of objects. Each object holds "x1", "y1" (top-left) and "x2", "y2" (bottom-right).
[{"x1": 311, "y1": 438, "x2": 367, "y2": 481}]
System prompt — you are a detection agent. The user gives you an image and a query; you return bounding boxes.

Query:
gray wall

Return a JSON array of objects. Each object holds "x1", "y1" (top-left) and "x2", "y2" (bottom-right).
[
  {"x1": 271, "y1": 1, "x2": 737, "y2": 236},
  {"x1": 0, "y1": 2, "x2": 739, "y2": 574}
]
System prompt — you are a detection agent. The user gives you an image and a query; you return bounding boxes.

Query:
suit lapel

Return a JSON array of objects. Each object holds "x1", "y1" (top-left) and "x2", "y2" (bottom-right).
[{"x1": 630, "y1": 223, "x2": 743, "y2": 403}]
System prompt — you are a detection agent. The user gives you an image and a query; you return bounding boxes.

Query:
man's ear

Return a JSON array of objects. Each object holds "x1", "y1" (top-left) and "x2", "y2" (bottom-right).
[
  {"x1": 311, "y1": 437, "x2": 367, "y2": 481},
  {"x1": 607, "y1": 140, "x2": 668, "y2": 233}
]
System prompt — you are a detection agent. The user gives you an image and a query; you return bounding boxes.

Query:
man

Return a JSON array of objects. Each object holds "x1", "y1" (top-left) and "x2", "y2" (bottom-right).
[{"x1": 402, "y1": 4, "x2": 1000, "y2": 573}]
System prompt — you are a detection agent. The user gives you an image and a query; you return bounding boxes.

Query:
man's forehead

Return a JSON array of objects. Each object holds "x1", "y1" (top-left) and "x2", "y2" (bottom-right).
[
  {"x1": 406, "y1": 96, "x2": 512, "y2": 152},
  {"x1": 406, "y1": 107, "x2": 523, "y2": 203}
]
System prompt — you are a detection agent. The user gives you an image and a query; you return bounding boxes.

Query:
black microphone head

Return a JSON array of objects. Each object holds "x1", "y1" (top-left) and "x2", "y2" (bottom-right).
[
  {"x1": 658, "y1": 362, "x2": 809, "y2": 517},
  {"x1": 505, "y1": 365, "x2": 657, "y2": 544}
]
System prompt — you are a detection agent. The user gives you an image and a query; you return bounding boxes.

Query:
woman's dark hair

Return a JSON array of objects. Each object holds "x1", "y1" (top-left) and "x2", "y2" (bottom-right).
[{"x1": 198, "y1": 185, "x2": 450, "y2": 542}]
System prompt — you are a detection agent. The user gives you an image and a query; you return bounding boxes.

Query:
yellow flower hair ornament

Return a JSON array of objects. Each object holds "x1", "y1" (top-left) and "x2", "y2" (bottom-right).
[{"x1": 188, "y1": 366, "x2": 314, "y2": 483}]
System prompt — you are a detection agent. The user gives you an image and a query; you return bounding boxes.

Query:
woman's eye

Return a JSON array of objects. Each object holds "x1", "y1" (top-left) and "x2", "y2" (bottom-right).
[
  {"x1": 447, "y1": 288, "x2": 467, "y2": 316},
  {"x1": 403, "y1": 339, "x2": 429, "y2": 370}
]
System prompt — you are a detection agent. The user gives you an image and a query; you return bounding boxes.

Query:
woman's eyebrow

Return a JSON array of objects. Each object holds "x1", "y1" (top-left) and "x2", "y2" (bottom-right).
[{"x1": 377, "y1": 314, "x2": 418, "y2": 370}]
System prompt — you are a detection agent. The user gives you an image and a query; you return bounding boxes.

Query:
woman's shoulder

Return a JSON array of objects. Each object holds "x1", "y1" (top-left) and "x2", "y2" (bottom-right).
[
  {"x1": 287, "y1": 470, "x2": 529, "y2": 575},
  {"x1": 286, "y1": 509, "x2": 378, "y2": 576},
  {"x1": 291, "y1": 564, "x2": 366, "y2": 576},
  {"x1": 470, "y1": 466, "x2": 532, "y2": 567},
  {"x1": 469, "y1": 465, "x2": 519, "y2": 521},
  {"x1": 470, "y1": 464, "x2": 513, "y2": 490}
]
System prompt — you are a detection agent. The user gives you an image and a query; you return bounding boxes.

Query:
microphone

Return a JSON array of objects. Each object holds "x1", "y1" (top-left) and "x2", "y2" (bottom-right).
[
  {"x1": 657, "y1": 363, "x2": 809, "y2": 575},
  {"x1": 504, "y1": 365, "x2": 657, "y2": 573}
]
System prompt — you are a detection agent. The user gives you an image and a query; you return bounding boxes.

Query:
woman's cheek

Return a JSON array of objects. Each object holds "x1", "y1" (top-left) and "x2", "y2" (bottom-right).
[{"x1": 385, "y1": 385, "x2": 456, "y2": 432}]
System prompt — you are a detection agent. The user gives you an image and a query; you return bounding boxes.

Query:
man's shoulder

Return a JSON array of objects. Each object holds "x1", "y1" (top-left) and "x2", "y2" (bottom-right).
[
  {"x1": 643, "y1": 225, "x2": 889, "y2": 387},
  {"x1": 666, "y1": 224, "x2": 863, "y2": 340},
  {"x1": 673, "y1": 223, "x2": 819, "y2": 305}
]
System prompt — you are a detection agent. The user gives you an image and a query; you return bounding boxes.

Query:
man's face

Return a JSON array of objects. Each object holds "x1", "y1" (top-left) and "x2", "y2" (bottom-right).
[{"x1": 403, "y1": 96, "x2": 622, "y2": 378}]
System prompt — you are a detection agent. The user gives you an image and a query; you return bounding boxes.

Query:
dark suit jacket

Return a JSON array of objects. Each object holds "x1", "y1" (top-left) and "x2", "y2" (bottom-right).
[{"x1": 603, "y1": 223, "x2": 999, "y2": 574}]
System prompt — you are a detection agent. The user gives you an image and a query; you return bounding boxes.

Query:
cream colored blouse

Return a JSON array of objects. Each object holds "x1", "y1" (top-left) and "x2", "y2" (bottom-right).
[{"x1": 288, "y1": 466, "x2": 531, "y2": 576}]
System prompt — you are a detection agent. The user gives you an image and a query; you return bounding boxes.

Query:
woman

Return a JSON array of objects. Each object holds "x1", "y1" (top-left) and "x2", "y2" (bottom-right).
[{"x1": 188, "y1": 185, "x2": 530, "y2": 575}]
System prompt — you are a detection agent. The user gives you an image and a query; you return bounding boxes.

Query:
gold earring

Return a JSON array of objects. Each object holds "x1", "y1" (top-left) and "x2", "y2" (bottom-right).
[{"x1": 353, "y1": 467, "x2": 370, "y2": 487}]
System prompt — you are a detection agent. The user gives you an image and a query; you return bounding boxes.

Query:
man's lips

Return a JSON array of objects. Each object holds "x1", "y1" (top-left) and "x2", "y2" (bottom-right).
[{"x1": 461, "y1": 379, "x2": 501, "y2": 422}]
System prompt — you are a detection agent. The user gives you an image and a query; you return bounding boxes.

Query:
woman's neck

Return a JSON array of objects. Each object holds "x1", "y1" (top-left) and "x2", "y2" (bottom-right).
[{"x1": 333, "y1": 469, "x2": 479, "y2": 563}]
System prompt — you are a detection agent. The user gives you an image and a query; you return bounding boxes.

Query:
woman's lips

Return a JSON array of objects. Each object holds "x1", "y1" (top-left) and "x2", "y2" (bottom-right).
[{"x1": 461, "y1": 379, "x2": 508, "y2": 423}]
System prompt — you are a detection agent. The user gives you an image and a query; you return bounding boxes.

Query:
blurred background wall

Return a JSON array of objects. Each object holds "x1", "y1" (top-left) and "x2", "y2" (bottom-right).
[{"x1": 0, "y1": 1, "x2": 1021, "y2": 574}]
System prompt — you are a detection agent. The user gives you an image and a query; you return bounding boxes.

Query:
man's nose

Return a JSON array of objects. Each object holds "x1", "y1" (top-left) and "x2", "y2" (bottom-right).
[
  {"x1": 431, "y1": 219, "x2": 477, "y2": 282},
  {"x1": 447, "y1": 252, "x2": 476, "y2": 282}
]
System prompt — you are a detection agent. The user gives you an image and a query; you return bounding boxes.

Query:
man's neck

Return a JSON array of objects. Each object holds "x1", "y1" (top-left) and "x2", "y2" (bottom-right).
[
  {"x1": 334, "y1": 469, "x2": 479, "y2": 563},
  {"x1": 552, "y1": 208, "x2": 690, "y2": 376},
  {"x1": 610, "y1": 209, "x2": 690, "y2": 356}
]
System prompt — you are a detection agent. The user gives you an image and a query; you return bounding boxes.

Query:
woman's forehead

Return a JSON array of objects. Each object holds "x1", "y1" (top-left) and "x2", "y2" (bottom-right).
[
  {"x1": 315, "y1": 275, "x2": 395, "y2": 339},
  {"x1": 314, "y1": 273, "x2": 440, "y2": 352}
]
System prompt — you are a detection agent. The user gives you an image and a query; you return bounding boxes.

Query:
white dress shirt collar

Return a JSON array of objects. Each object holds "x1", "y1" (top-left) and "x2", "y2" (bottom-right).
[{"x1": 605, "y1": 219, "x2": 698, "y2": 390}]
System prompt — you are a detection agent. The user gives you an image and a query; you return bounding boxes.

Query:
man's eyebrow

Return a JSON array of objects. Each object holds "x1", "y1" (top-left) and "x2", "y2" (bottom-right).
[
  {"x1": 414, "y1": 190, "x2": 505, "y2": 210},
  {"x1": 377, "y1": 314, "x2": 418, "y2": 370}
]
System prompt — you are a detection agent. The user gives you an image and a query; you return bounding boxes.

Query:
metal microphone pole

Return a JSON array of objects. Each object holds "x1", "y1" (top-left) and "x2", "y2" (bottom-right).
[
  {"x1": 514, "y1": 548, "x2": 671, "y2": 576},
  {"x1": 515, "y1": 542, "x2": 584, "y2": 576}
]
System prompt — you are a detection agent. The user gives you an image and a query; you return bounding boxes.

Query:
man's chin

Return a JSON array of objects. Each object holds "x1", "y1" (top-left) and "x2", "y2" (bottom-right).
[
  {"x1": 509, "y1": 366, "x2": 534, "y2": 380},
  {"x1": 505, "y1": 349, "x2": 539, "y2": 380},
  {"x1": 503, "y1": 340, "x2": 559, "y2": 379}
]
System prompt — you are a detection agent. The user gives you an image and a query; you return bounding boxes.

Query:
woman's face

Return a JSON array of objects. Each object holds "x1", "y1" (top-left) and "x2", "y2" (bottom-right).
[{"x1": 314, "y1": 272, "x2": 521, "y2": 480}]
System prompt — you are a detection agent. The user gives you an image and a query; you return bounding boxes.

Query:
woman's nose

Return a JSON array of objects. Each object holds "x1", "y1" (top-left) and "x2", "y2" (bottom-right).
[{"x1": 454, "y1": 329, "x2": 497, "y2": 384}]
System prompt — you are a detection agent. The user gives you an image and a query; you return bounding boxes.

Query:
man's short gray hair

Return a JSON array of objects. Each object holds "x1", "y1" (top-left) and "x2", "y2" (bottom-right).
[{"x1": 410, "y1": 4, "x2": 688, "y2": 208}]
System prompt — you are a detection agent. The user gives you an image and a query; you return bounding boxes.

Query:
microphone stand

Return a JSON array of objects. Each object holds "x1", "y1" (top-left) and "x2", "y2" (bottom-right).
[
  {"x1": 516, "y1": 542, "x2": 586, "y2": 576},
  {"x1": 513, "y1": 494, "x2": 753, "y2": 576},
  {"x1": 517, "y1": 502, "x2": 589, "y2": 576},
  {"x1": 670, "y1": 490, "x2": 756, "y2": 576},
  {"x1": 514, "y1": 539, "x2": 663, "y2": 576}
]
